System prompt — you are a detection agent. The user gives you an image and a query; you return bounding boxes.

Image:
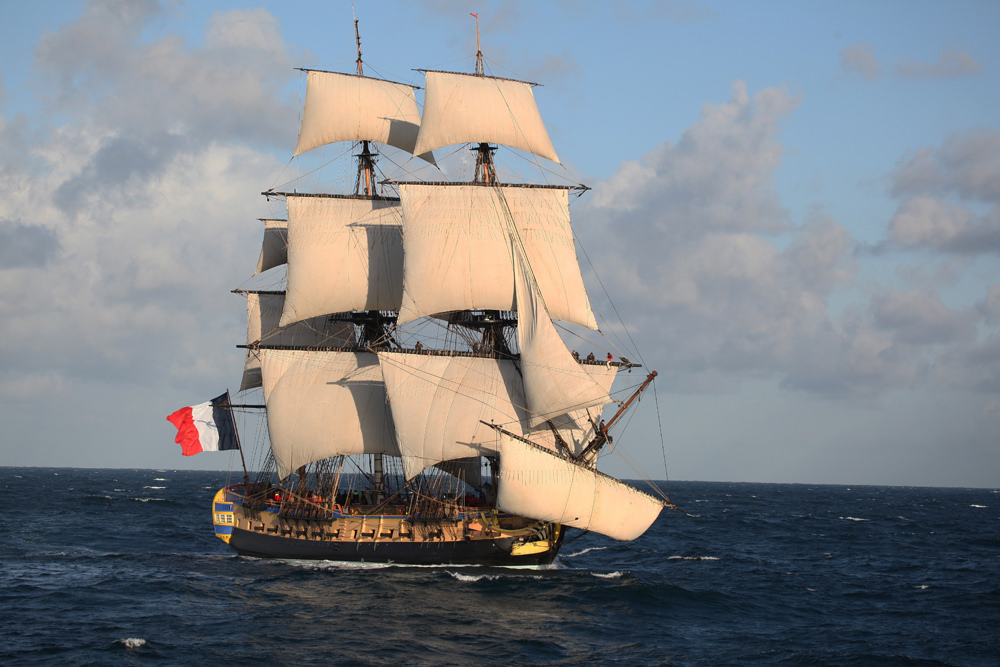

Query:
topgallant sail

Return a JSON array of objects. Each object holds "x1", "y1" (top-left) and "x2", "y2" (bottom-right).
[{"x1": 205, "y1": 20, "x2": 671, "y2": 565}]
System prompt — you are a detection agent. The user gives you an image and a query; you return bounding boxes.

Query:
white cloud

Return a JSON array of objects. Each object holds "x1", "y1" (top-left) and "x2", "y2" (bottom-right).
[
  {"x1": 579, "y1": 78, "x2": 1000, "y2": 402},
  {"x1": 871, "y1": 290, "x2": 974, "y2": 346},
  {"x1": 895, "y1": 48, "x2": 981, "y2": 79},
  {"x1": 886, "y1": 130, "x2": 1000, "y2": 254},
  {"x1": 0, "y1": 370, "x2": 68, "y2": 400},
  {"x1": 0, "y1": 4, "x2": 294, "y2": 396},
  {"x1": 892, "y1": 130, "x2": 1000, "y2": 203},
  {"x1": 980, "y1": 285, "x2": 1000, "y2": 325},
  {"x1": 841, "y1": 42, "x2": 881, "y2": 81}
]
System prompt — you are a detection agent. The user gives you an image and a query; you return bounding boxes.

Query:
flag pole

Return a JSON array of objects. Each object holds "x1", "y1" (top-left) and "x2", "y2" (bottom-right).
[{"x1": 225, "y1": 390, "x2": 251, "y2": 490}]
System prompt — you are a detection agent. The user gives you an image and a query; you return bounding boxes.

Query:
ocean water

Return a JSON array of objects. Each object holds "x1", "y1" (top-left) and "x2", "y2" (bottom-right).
[{"x1": 1, "y1": 468, "x2": 997, "y2": 666}]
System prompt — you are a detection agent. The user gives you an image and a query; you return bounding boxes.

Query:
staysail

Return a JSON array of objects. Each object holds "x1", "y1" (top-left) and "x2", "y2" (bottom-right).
[
  {"x1": 395, "y1": 183, "x2": 597, "y2": 329},
  {"x1": 414, "y1": 70, "x2": 559, "y2": 163},
  {"x1": 495, "y1": 431, "x2": 665, "y2": 541},
  {"x1": 513, "y1": 243, "x2": 613, "y2": 425},
  {"x1": 278, "y1": 194, "x2": 403, "y2": 327}
]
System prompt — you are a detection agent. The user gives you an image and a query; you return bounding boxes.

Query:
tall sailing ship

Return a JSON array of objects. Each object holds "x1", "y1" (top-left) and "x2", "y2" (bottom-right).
[{"x1": 207, "y1": 22, "x2": 669, "y2": 565}]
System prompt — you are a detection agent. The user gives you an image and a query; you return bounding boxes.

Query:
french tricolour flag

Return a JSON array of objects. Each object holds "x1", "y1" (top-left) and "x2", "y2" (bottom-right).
[{"x1": 166, "y1": 391, "x2": 239, "y2": 456}]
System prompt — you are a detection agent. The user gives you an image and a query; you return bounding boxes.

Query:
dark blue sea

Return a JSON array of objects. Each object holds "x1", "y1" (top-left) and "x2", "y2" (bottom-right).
[{"x1": 2, "y1": 468, "x2": 997, "y2": 666}]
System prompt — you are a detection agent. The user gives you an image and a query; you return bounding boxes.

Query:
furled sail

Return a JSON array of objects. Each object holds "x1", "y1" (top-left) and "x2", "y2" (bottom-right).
[
  {"x1": 255, "y1": 218, "x2": 287, "y2": 275},
  {"x1": 279, "y1": 195, "x2": 403, "y2": 327},
  {"x1": 378, "y1": 351, "x2": 533, "y2": 479},
  {"x1": 414, "y1": 70, "x2": 559, "y2": 163},
  {"x1": 293, "y1": 69, "x2": 431, "y2": 160},
  {"x1": 513, "y1": 246, "x2": 612, "y2": 425},
  {"x1": 396, "y1": 183, "x2": 597, "y2": 329},
  {"x1": 240, "y1": 292, "x2": 355, "y2": 391},
  {"x1": 260, "y1": 349, "x2": 398, "y2": 479},
  {"x1": 495, "y1": 432, "x2": 665, "y2": 541}
]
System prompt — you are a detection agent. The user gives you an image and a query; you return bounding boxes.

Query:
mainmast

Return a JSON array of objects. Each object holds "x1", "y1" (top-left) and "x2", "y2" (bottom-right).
[
  {"x1": 452, "y1": 12, "x2": 507, "y2": 353},
  {"x1": 354, "y1": 19, "x2": 378, "y2": 197}
]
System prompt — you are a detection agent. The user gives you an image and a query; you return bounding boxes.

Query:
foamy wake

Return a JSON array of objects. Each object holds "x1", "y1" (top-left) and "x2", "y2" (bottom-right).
[
  {"x1": 301, "y1": 560, "x2": 395, "y2": 571},
  {"x1": 116, "y1": 638, "x2": 146, "y2": 649},
  {"x1": 449, "y1": 570, "x2": 547, "y2": 581}
]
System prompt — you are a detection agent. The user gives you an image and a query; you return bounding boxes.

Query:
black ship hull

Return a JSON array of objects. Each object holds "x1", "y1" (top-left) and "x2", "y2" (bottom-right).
[
  {"x1": 226, "y1": 525, "x2": 559, "y2": 566},
  {"x1": 213, "y1": 487, "x2": 563, "y2": 566}
]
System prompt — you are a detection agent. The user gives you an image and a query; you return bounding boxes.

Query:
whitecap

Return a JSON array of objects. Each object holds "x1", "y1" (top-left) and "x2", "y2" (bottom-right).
[
  {"x1": 563, "y1": 546, "x2": 607, "y2": 558},
  {"x1": 116, "y1": 638, "x2": 146, "y2": 649},
  {"x1": 970, "y1": 504, "x2": 986, "y2": 509},
  {"x1": 667, "y1": 555, "x2": 719, "y2": 561},
  {"x1": 840, "y1": 516, "x2": 867, "y2": 522},
  {"x1": 153, "y1": 478, "x2": 167, "y2": 481},
  {"x1": 449, "y1": 571, "x2": 502, "y2": 582},
  {"x1": 592, "y1": 571, "x2": 623, "y2": 579}
]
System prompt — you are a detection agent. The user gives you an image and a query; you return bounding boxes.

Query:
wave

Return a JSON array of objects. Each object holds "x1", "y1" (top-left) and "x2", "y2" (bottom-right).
[
  {"x1": 448, "y1": 570, "x2": 547, "y2": 582},
  {"x1": 563, "y1": 546, "x2": 607, "y2": 558},
  {"x1": 591, "y1": 571, "x2": 624, "y2": 579},
  {"x1": 449, "y1": 571, "x2": 503, "y2": 582},
  {"x1": 115, "y1": 638, "x2": 146, "y2": 649},
  {"x1": 290, "y1": 559, "x2": 397, "y2": 571}
]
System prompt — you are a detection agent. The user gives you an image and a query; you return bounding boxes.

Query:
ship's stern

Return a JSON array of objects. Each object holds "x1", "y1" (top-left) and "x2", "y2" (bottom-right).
[{"x1": 211, "y1": 487, "x2": 236, "y2": 544}]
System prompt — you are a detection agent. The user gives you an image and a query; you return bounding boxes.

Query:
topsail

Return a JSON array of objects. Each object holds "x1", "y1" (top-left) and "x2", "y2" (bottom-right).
[
  {"x1": 294, "y1": 69, "x2": 432, "y2": 161},
  {"x1": 396, "y1": 183, "x2": 597, "y2": 329},
  {"x1": 415, "y1": 70, "x2": 559, "y2": 163}
]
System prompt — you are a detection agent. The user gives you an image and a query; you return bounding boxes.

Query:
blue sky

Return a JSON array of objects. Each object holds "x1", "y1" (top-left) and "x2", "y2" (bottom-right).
[{"x1": 1, "y1": 0, "x2": 998, "y2": 487}]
